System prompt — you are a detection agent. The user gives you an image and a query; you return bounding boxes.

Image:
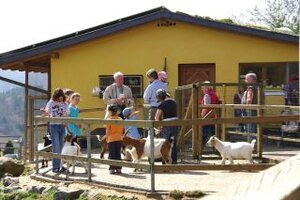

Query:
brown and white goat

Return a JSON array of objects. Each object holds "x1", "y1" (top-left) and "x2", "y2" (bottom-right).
[
  {"x1": 96, "y1": 135, "x2": 129, "y2": 160},
  {"x1": 122, "y1": 136, "x2": 173, "y2": 165}
]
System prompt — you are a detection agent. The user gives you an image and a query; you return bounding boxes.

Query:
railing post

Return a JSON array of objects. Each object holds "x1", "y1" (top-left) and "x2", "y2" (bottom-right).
[
  {"x1": 257, "y1": 85, "x2": 263, "y2": 158},
  {"x1": 149, "y1": 125, "x2": 155, "y2": 192},
  {"x1": 221, "y1": 84, "x2": 226, "y2": 141},
  {"x1": 34, "y1": 122, "x2": 39, "y2": 174},
  {"x1": 86, "y1": 123, "x2": 92, "y2": 182},
  {"x1": 192, "y1": 84, "x2": 199, "y2": 159}
]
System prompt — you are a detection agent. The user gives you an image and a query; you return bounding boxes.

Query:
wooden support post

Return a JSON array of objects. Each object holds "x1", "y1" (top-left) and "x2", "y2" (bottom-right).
[
  {"x1": 34, "y1": 124, "x2": 39, "y2": 174},
  {"x1": 178, "y1": 94, "x2": 193, "y2": 161},
  {"x1": 24, "y1": 65, "x2": 29, "y2": 161},
  {"x1": 257, "y1": 86, "x2": 263, "y2": 158},
  {"x1": 221, "y1": 84, "x2": 226, "y2": 141},
  {"x1": 149, "y1": 126, "x2": 155, "y2": 192},
  {"x1": 30, "y1": 97, "x2": 35, "y2": 161},
  {"x1": 192, "y1": 85, "x2": 199, "y2": 159},
  {"x1": 175, "y1": 89, "x2": 182, "y2": 119},
  {"x1": 86, "y1": 123, "x2": 92, "y2": 182}
]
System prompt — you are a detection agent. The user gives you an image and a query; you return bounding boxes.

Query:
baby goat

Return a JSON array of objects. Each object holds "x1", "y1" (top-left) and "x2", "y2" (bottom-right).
[
  {"x1": 40, "y1": 134, "x2": 51, "y2": 168},
  {"x1": 122, "y1": 136, "x2": 173, "y2": 166},
  {"x1": 61, "y1": 135, "x2": 88, "y2": 174},
  {"x1": 206, "y1": 136, "x2": 256, "y2": 164}
]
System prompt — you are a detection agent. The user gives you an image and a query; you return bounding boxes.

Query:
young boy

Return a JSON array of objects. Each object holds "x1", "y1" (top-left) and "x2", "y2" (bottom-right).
[
  {"x1": 66, "y1": 93, "x2": 81, "y2": 144},
  {"x1": 122, "y1": 107, "x2": 141, "y2": 139},
  {"x1": 106, "y1": 104, "x2": 124, "y2": 174}
]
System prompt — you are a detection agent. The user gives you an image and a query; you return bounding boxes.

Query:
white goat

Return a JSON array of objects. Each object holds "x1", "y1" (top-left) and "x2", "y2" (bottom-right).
[
  {"x1": 61, "y1": 135, "x2": 88, "y2": 174},
  {"x1": 206, "y1": 136, "x2": 256, "y2": 164}
]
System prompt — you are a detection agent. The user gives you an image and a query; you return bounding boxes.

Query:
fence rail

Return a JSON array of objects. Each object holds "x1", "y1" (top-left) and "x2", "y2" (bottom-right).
[{"x1": 33, "y1": 108, "x2": 299, "y2": 192}]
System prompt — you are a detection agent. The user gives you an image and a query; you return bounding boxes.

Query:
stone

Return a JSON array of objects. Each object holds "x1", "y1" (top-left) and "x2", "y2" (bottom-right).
[
  {"x1": 2, "y1": 176, "x2": 19, "y2": 187},
  {"x1": 29, "y1": 185, "x2": 46, "y2": 194},
  {"x1": 53, "y1": 187, "x2": 84, "y2": 200},
  {"x1": 42, "y1": 186, "x2": 58, "y2": 194},
  {"x1": 0, "y1": 157, "x2": 24, "y2": 178},
  {"x1": 80, "y1": 190, "x2": 98, "y2": 199}
]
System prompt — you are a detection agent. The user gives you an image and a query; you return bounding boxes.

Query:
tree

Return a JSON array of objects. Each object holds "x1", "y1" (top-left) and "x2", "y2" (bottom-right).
[{"x1": 250, "y1": 0, "x2": 300, "y2": 34}]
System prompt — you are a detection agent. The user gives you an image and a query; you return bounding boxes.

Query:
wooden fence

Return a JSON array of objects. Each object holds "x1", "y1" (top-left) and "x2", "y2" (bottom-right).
[
  {"x1": 34, "y1": 112, "x2": 299, "y2": 192},
  {"x1": 175, "y1": 82, "x2": 299, "y2": 159}
]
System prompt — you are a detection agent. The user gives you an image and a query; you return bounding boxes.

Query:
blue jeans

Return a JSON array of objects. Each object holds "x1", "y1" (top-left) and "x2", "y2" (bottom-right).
[
  {"x1": 50, "y1": 124, "x2": 65, "y2": 170},
  {"x1": 243, "y1": 110, "x2": 257, "y2": 133},
  {"x1": 161, "y1": 126, "x2": 178, "y2": 164},
  {"x1": 202, "y1": 125, "x2": 215, "y2": 145}
]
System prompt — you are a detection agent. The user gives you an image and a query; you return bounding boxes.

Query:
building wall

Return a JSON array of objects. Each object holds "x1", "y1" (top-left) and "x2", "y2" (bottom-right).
[{"x1": 51, "y1": 20, "x2": 299, "y2": 119}]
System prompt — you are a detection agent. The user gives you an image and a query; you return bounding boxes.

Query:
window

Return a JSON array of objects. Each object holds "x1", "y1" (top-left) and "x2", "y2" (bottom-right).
[
  {"x1": 239, "y1": 62, "x2": 299, "y2": 94},
  {"x1": 99, "y1": 75, "x2": 143, "y2": 98}
]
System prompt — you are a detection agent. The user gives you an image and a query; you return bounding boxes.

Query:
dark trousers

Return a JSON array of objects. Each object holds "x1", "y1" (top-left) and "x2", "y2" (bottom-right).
[
  {"x1": 161, "y1": 126, "x2": 178, "y2": 164},
  {"x1": 202, "y1": 125, "x2": 215, "y2": 146},
  {"x1": 108, "y1": 141, "x2": 122, "y2": 170}
]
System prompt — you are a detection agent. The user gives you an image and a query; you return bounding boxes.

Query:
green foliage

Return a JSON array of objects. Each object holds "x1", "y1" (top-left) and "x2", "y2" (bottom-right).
[
  {"x1": 3, "y1": 141, "x2": 14, "y2": 155},
  {"x1": 0, "y1": 87, "x2": 24, "y2": 136},
  {"x1": 21, "y1": 164, "x2": 34, "y2": 176},
  {"x1": 0, "y1": 191, "x2": 38, "y2": 200},
  {"x1": 249, "y1": 0, "x2": 300, "y2": 34},
  {"x1": 185, "y1": 190, "x2": 206, "y2": 198},
  {"x1": 169, "y1": 190, "x2": 206, "y2": 199},
  {"x1": 169, "y1": 190, "x2": 184, "y2": 199},
  {"x1": 38, "y1": 189, "x2": 57, "y2": 200}
]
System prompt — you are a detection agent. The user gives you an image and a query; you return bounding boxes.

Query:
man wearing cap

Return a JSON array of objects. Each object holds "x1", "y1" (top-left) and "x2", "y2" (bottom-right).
[
  {"x1": 103, "y1": 72, "x2": 134, "y2": 119},
  {"x1": 143, "y1": 69, "x2": 168, "y2": 120}
]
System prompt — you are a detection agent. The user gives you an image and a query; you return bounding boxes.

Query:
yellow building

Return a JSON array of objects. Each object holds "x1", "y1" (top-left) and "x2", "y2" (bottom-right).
[{"x1": 0, "y1": 7, "x2": 299, "y2": 120}]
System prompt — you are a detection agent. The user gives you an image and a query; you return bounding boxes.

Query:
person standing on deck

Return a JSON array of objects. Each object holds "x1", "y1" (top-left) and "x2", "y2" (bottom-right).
[
  {"x1": 143, "y1": 69, "x2": 168, "y2": 120},
  {"x1": 103, "y1": 72, "x2": 134, "y2": 119}
]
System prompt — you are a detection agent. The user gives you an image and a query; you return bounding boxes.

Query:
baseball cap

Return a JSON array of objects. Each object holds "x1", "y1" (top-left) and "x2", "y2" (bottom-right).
[{"x1": 122, "y1": 107, "x2": 132, "y2": 118}]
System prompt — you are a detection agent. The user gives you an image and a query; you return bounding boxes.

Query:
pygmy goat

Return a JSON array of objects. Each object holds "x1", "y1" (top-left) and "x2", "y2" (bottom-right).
[
  {"x1": 96, "y1": 135, "x2": 128, "y2": 160},
  {"x1": 61, "y1": 135, "x2": 88, "y2": 174},
  {"x1": 122, "y1": 136, "x2": 173, "y2": 166},
  {"x1": 41, "y1": 134, "x2": 52, "y2": 168},
  {"x1": 206, "y1": 136, "x2": 256, "y2": 164}
]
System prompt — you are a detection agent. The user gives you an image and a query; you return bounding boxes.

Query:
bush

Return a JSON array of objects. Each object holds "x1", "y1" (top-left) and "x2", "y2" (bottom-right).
[
  {"x1": 3, "y1": 141, "x2": 14, "y2": 155},
  {"x1": 169, "y1": 190, "x2": 184, "y2": 199}
]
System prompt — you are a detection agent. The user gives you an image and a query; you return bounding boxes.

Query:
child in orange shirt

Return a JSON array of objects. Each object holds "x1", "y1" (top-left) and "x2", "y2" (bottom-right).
[{"x1": 106, "y1": 104, "x2": 124, "y2": 174}]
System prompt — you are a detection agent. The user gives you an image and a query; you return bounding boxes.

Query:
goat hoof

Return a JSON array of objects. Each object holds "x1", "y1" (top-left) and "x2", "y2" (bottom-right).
[{"x1": 41, "y1": 165, "x2": 45, "y2": 168}]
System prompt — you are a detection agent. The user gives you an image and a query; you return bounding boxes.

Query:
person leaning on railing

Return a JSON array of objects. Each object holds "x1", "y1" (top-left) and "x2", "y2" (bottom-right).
[
  {"x1": 154, "y1": 89, "x2": 178, "y2": 164},
  {"x1": 44, "y1": 88, "x2": 68, "y2": 173}
]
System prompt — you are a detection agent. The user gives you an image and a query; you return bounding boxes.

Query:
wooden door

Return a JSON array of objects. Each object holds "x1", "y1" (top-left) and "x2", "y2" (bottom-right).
[{"x1": 179, "y1": 64, "x2": 215, "y2": 85}]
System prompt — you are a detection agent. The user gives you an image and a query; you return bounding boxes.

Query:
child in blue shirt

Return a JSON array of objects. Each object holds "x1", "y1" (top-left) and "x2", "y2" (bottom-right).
[
  {"x1": 122, "y1": 107, "x2": 141, "y2": 139},
  {"x1": 66, "y1": 93, "x2": 81, "y2": 144}
]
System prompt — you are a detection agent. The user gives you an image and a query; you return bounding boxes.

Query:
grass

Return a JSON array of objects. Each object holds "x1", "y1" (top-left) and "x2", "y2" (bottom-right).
[
  {"x1": 170, "y1": 190, "x2": 206, "y2": 199},
  {"x1": 0, "y1": 188, "x2": 59, "y2": 200},
  {"x1": 0, "y1": 191, "x2": 38, "y2": 200},
  {"x1": 83, "y1": 194, "x2": 139, "y2": 200},
  {"x1": 169, "y1": 190, "x2": 184, "y2": 199},
  {"x1": 21, "y1": 164, "x2": 34, "y2": 176}
]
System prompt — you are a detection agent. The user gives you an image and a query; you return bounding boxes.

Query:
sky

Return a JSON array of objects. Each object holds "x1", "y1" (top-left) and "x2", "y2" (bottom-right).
[
  {"x1": 0, "y1": 0, "x2": 263, "y2": 92},
  {"x1": 0, "y1": 0, "x2": 263, "y2": 54}
]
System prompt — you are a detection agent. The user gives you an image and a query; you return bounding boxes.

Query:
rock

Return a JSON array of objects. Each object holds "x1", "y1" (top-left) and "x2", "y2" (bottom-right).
[
  {"x1": 2, "y1": 176, "x2": 19, "y2": 187},
  {"x1": 2, "y1": 186, "x2": 22, "y2": 193},
  {"x1": 53, "y1": 187, "x2": 84, "y2": 200},
  {"x1": 29, "y1": 185, "x2": 46, "y2": 194},
  {"x1": 42, "y1": 186, "x2": 58, "y2": 194},
  {"x1": 0, "y1": 157, "x2": 24, "y2": 177},
  {"x1": 80, "y1": 190, "x2": 98, "y2": 199}
]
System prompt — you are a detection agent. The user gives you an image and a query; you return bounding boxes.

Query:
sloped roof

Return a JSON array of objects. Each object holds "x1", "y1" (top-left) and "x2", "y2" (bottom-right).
[{"x1": 0, "y1": 6, "x2": 298, "y2": 66}]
